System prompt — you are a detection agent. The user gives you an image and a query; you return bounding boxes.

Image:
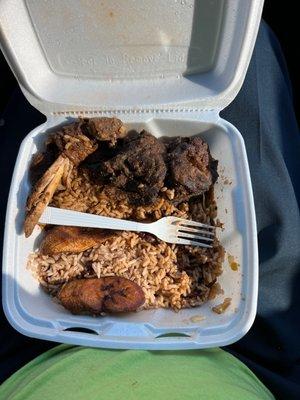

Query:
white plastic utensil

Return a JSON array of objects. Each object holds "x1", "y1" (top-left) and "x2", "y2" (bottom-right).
[{"x1": 39, "y1": 206, "x2": 215, "y2": 248}]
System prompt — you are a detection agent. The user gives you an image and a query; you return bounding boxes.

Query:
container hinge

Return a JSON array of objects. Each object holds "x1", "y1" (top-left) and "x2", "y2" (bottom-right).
[{"x1": 50, "y1": 108, "x2": 219, "y2": 117}]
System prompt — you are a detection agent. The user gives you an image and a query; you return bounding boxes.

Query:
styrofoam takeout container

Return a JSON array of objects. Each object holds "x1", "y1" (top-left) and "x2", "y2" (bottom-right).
[{"x1": 1, "y1": 0, "x2": 263, "y2": 349}]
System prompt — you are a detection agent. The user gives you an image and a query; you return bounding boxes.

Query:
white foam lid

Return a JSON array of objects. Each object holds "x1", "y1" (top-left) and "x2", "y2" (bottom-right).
[{"x1": 0, "y1": 0, "x2": 263, "y2": 114}]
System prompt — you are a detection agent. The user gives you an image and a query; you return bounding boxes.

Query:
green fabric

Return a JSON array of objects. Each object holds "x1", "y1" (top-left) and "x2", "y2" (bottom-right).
[{"x1": 0, "y1": 345, "x2": 274, "y2": 400}]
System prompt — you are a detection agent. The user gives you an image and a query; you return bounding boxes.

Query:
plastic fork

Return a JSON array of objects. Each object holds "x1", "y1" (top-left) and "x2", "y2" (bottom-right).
[{"x1": 39, "y1": 206, "x2": 216, "y2": 248}]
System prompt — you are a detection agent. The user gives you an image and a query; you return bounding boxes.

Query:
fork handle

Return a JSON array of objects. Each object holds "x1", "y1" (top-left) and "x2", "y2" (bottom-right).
[{"x1": 39, "y1": 206, "x2": 150, "y2": 233}]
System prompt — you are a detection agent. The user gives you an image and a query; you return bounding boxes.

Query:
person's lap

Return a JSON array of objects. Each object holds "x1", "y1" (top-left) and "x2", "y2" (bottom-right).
[{"x1": 0, "y1": 21, "x2": 299, "y2": 399}]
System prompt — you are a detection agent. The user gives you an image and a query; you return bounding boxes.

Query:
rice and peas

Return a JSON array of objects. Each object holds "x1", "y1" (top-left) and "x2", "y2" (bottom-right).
[{"x1": 27, "y1": 165, "x2": 225, "y2": 311}]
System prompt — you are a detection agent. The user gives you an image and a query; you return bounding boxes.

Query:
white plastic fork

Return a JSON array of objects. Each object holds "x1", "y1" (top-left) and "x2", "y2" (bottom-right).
[{"x1": 39, "y1": 206, "x2": 216, "y2": 248}]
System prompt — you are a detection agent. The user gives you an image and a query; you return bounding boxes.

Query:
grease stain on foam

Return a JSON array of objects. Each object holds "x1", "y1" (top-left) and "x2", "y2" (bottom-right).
[
  {"x1": 182, "y1": 315, "x2": 206, "y2": 324},
  {"x1": 228, "y1": 254, "x2": 239, "y2": 271}
]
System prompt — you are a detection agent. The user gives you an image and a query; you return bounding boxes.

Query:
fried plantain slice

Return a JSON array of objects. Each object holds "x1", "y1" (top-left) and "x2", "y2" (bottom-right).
[{"x1": 58, "y1": 277, "x2": 145, "y2": 314}]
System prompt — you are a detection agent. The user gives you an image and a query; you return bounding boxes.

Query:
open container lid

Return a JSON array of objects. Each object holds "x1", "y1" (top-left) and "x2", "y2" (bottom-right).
[{"x1": 0, "y1": 0, "x2": 263, "y2": 115}]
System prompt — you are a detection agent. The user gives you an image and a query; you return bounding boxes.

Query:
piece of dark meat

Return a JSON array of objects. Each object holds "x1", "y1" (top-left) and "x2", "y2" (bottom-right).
[
  {"x1": 29, "y1": 142, "x2": 59, "y2": 185},
  {"x1": 51, "y1": 120, "x2": 98, "y2": 166},
  {"x1": 86, "y1": 117, "x2": 127, "y2": 145},
  {"x1": 97, "y1": 131, "x2": 167, "y2": 205},
  {"x1": 51, "y1": 117, "x2": 127, "y2": 165},
  {"x1": 167, "y1": 136, "x2": 218, "y2": 202},
  {"x1": 138, "y1": 232, "x2": 159, "y2": 244},
  {"x1": 25, "y1": 117, "x2": 127, "y2": 237},
  {"x1": 53, "y1": 117, "x2": 126, "y2": 153},
  {"x1": 58, "y1": 277, "x2": 145, "y2": 315},
  {"x1": 81, "y1": 141, "x2": 119, "y2": 169}
]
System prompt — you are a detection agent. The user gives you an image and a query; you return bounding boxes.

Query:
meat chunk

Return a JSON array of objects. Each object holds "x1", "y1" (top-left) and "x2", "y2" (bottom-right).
[
  {"x1": 29, "y1": 142, "x2": 59, "y2": 185},
  {"x1": 51, "y1": 121, "x2": 98, "y2": 166},
  {"x1": 24, "y1": 117, "x2": 126, "y2": 237},
  {"x1": 167, "y1": 136, "x2": 218, "y2": 202},
  {"x1": 40, "y1": 226, "x2": 116, "y2": 255},
  {"x1": 86, "y1": 117, "x2": 127, "y2": 145},
  {"x1": 25, "y1": 130, "x2": 97, "y2": 236},
  {"x1": 98, "y1": 131, "x2": 167, "y2": 204},
  {"x1": 58, "y1": 277, "x2": 145, "y2": 314},
  {"x1": 49, "y1": 117, "x2": 127, "y2": 165},
  {"x1": 53, "y1": 117, "x2": 126, "y2": 150}
]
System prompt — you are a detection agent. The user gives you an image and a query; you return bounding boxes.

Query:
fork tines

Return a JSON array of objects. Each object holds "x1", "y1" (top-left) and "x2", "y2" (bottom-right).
[{"x1": 176, "y1": 219, "x2": 216, "y2": 248}]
